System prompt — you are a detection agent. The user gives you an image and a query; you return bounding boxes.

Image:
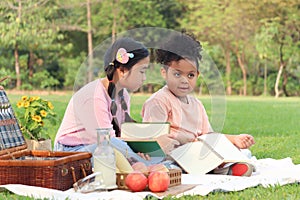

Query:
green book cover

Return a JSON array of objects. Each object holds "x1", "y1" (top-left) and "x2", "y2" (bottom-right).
[
  {"x1": 121, "y1": 122, "x2": 169, "y2": 158},
  {"x1": 126, "y1": 140, "x2": 166, "y2": 157}
]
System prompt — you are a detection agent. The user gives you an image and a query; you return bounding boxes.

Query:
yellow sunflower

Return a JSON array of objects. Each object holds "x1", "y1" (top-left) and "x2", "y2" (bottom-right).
[
  {"x1": 24, "y1": 101, "x2": 30, "y2": 108},
  {"x1": 32, "y1": 115, "x2": 42, "y2": 122},
  {"x1": 17, "y1": 101, "x2": 24, "y2": 108},
  {"x1": 22, "y1": 96, "x2": 28, "y2": 101},
  {"x1": 36, "y1": 115, "x2": 42, "y2": 122},
  {"x1": 48, "y1": 101, "x2": 54, "y2": 110},
  {"x1": 40, "y1": 110, "x2": 47, "y2": 117}
]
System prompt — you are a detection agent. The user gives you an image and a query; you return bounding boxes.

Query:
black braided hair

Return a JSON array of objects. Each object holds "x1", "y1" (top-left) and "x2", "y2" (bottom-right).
[{"x1": 104, "y1": 37, "x2": 149, "y2": 136}]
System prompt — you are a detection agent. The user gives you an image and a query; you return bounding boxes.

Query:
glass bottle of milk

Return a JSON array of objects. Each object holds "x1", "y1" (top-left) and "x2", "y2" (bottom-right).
[{"x1": 93, "y1": 128, "x2": 117, "y2": 189}]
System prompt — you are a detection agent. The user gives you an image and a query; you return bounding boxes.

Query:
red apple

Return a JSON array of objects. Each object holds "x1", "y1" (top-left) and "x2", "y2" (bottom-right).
[
  {"x1": 148, "y1": 171, "x2": 170, "y2": 192},
  {"x1": 132, "y1": 162, "x2": 149, "y2": 174},
  {"x1": 125, "y1": 171, "x2": 148, "y2": 192},
  {"x1": 148, "y1": 164, "x2": 169, "y2": 173}
]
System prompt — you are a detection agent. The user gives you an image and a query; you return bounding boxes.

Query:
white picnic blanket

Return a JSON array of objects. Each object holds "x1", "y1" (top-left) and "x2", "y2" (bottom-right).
[{"x1": 1, "y1": 157, "x2": 300, "y2": 200}]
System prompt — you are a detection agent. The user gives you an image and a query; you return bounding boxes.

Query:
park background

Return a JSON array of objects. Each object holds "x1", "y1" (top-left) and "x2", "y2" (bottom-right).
[
  {"x1": 0, "y1": 0, "x2": 299, "y2": 97},
  {"x1": 0, "y1": 0, "x2": 300, "y2": 199}
]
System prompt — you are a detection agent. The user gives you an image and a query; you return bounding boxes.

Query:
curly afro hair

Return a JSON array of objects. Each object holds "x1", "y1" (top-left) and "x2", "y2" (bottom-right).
[{"x1": 156, "y1": 30, "x2": 202, "y2": 70}]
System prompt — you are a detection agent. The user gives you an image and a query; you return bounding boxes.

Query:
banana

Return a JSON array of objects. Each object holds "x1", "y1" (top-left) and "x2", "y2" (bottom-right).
[
  {"x1": 113, "y1": 148, "x2": 134, "y2": 173},
  {"x1": 116, "y1": 166, "x2": 120, "y2": 173}
]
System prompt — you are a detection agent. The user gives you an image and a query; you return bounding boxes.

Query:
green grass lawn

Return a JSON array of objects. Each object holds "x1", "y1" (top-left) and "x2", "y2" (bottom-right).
[{"x1": 1, "y1": 91, "x2": 300, "y2": 200}]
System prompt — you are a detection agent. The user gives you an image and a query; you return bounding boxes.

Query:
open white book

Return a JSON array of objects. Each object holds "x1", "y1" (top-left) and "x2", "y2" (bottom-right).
[
  {"x1": 169, "y1": 133, "x2": 251, "y2": 174},
  {"x1": 121, "y1": 123, "x2": 250, "y2": 174}
]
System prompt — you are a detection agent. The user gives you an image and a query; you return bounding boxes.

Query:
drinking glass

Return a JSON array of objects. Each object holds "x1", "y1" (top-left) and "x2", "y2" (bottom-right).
[{"x1": 73, "y1": 172, "x2": 107, "y2": 193}]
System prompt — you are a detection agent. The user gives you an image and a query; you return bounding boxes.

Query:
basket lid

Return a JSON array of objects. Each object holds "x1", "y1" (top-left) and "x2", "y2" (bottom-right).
[{"x1": 0, "y1": 89, "x2": 27, "y2": 153}]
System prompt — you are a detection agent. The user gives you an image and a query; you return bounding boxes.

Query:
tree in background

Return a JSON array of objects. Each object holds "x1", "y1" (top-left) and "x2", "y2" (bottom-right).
[
  {"x1": 0, "y1": 0, "x2": 65, "y2": 89},
  {"x1": 180, "y1": 0, "x2": 261, "y2": 96},
  {"x1": 180, "y1": 0, "x2": 299, "y2": 97},
  {"x1": 0, "y1": 0, "x2": 299, "y2": 96},
  {"x1": 256, "y1": 0, "x2": 300, "y2": 97},
  {"x1": 53, "y1": 0, "x2": 183, "y2": 89}
]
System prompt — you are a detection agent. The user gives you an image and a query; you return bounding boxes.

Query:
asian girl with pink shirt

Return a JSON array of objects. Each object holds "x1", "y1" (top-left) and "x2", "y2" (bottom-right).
[{"x1": 54, "y1": 37, "x2": 154, "y2": 164}]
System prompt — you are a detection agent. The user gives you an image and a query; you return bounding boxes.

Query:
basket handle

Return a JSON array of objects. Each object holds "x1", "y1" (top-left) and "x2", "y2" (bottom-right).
[
  {"x1": 70, "y1": 167, "x2": 77, "y2": 183},
  {"x1": 80, "y1": 164, "x2": 87, "y2": 177},
  {"x1": 68, "y1": 163, "x2": 89, "y2": 184}
]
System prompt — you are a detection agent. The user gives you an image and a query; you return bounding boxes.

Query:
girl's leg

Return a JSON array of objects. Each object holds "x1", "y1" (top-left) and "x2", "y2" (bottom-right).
[
  {"x1": 53, "y1": 142, "x2": 97, "y2": 153},
  {"x1": 54, "y1": 138, "x2": 162, "y2": 166}
]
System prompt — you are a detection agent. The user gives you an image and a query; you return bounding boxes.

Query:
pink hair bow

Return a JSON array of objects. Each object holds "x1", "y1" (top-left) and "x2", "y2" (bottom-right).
[{"x1": 116, "y1": 48, "x2": 134, "y2": 64}]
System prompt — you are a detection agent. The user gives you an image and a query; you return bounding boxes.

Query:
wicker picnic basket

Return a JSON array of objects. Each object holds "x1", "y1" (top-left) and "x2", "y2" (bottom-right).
[{"x1": 0, "y1": 89, "x2": 93, "y2": 191}]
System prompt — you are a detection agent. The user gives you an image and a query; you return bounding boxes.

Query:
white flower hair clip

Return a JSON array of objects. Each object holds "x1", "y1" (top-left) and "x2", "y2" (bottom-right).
[{"x1": 116, "y1": 48, "x2": 134, "y2": 64}]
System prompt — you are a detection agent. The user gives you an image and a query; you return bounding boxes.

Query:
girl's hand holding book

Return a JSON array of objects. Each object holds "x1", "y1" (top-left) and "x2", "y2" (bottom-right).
[{"x1": 156, "y1": 134, "x2": 180, "y2": 154}]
